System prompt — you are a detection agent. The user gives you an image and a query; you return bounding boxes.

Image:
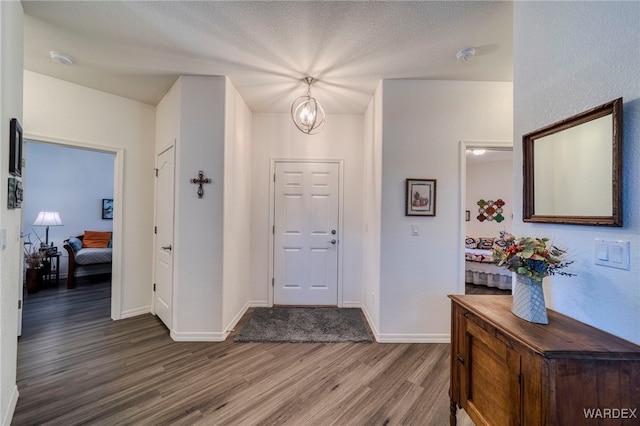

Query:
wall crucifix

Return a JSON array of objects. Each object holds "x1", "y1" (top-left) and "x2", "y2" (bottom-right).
[{"x1": 190, "y1": 170, "x2": 211, "y2": 199}]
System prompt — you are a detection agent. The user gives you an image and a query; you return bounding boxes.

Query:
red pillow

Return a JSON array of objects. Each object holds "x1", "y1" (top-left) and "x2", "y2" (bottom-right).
[{"x1": 83, "y1": 231, "x2": 112, "y2": 248}]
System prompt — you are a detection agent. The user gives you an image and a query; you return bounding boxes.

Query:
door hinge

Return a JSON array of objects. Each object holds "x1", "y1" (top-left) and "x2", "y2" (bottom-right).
[
  {"x1": 18, "y1": 300, "x2": 22, "y2": 309},
  {"x1": 153, "y1": 283, "x2": 156, "y2": 292},
  {"x1": 273, "y1": 173, "x2": 276, "y2": 182},
  {"x1": 518, "y1": 373, "x2": 524, "y2": 384},
  {"x1": 155, "y1": 168, "x2": 158, "y2": 177},
  {"x1": 272, "y1": 225, "x2": 275, "y2": 234},
  {"x1": 154, "y1": 226, "x2": 157, "y2": 234},
  {"x1": 272, "y1": 278, "x2": 274, "y2": 287}
]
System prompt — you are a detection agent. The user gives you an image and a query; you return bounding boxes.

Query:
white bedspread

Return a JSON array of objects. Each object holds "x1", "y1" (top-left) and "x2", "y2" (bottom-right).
[
  {"x1": 75, "y1": 248, "x2": 112, "y2": 265},
  {"x1": 464, "y1": 248, "x2": 512, "y2": 290}
]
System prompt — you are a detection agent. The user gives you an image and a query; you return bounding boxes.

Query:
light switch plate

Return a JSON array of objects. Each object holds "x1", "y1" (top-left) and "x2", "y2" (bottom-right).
[{"x1": 595, "y1": 239, "x2": 630, "y2": 270}]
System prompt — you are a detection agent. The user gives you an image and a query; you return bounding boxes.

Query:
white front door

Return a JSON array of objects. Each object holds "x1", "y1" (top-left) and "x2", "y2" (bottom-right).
[
  {"x1": 273, "y1": 162, "x2": 340, "y2": 305},
  {"x1": 154, "y1": 146, "x2": 175, "y2": 329}
]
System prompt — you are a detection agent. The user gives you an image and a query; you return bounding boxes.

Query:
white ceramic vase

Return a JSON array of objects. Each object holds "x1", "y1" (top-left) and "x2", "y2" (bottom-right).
[{"x1": 511, "y1": 274, "x2": 548, "y2": 324}]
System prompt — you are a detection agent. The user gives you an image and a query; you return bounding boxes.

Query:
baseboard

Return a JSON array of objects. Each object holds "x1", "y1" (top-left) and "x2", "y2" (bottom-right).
[
  {"x1": 248, "y1": 300, "x2": 269, "y2": 307},
  {"x1": 343, "y1": 301, "x2": 381, "y2": 342},
  {"x1": 2, "y1": 385, "x2": 18, "y2": 426},
  {"x1": 224, "y1": 302, "x2": 250, "y2": 335},
  {"x1": 376, "y1": 333, "x2": 451, "y2": 343},
  {"x1": 120, "y1": 306, "x2": 151, "y2": 319},
  {"x1": 346, "y1": 301, "x2": 451, "y2": 343},
  {"x1": 170, "y1": 330, "x2": 229, "y2": 342}
]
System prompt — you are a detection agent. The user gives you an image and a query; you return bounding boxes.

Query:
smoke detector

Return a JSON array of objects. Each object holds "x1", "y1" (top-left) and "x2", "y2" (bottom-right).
[
  {"x1": 456, "y1": 47, "x2": 476, "y2": 62},
  {"x1": 49, "y1": 51, "x2": 74, "y2": 65}
]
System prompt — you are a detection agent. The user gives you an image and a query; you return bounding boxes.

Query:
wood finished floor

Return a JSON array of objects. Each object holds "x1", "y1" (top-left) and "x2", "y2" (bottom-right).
[
  {"x1": 14, "y1": 277, "x2": 475, "y2": 425},
  {"x1": 464, "y1": 283, "x2": 511, "y2": 296}
]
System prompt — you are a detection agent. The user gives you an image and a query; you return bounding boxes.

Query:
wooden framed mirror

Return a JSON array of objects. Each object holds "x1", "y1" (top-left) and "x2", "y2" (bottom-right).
[{"x1": 523, "y1": 98, "x2": 623, "y2": 226}]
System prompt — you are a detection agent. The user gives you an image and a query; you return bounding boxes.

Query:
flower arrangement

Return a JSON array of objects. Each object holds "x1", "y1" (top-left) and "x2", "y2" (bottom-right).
[
  {"x1": 24, "y1": 233, "x2": 45, "y2": 269},
  {"x1": 492, "y1": 233, "x2": 575, "y2": 282}
]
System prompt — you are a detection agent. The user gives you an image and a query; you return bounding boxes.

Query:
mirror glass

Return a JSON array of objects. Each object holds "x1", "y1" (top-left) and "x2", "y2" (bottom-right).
[{"x1": 523, "y1": 98, "x2": 622, "y2": 226}]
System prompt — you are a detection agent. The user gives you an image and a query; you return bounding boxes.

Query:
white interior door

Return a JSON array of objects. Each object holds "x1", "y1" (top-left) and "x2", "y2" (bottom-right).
[
  {"x1": 274, "y1": 162, "x2": 340, "y2": 305},
  {"x1": 154, "y1": 146, "x2": 175, "y2": 329}
]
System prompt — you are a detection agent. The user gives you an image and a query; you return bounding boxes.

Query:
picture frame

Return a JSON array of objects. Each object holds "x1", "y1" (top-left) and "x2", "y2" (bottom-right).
[
  {"x1": 405, "y1": 179, "x2": 437, "y2": 216},
  {"x1": 102, "y1": 198, "x2": 114, "y2": 219},
  {"x1": 8, "y1": 178, "x2": 22, "y2": 209},
  {"x1": 9, "y1": 118, "x2": 22, "y2": 177}
]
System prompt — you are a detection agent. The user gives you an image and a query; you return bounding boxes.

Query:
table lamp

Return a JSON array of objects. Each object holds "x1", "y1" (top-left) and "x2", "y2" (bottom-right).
[{"x1": 33, "y1": 211, "x2": 63, "y2": 246}]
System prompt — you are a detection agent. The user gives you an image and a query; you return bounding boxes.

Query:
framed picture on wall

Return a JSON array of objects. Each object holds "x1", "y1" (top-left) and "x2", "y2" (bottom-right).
[
  {"x1": 405, "y1": 179, "x2": 437, "y2": 216},
  {"x1": 9, "y1": 118, "x2": 22, "y2": 177},
  {"x1": 8, "y1": 178, "x2": 23, "y2": 209},
  {"x1": 102, "y1": 198, "x2": 114, "y2": 219}
]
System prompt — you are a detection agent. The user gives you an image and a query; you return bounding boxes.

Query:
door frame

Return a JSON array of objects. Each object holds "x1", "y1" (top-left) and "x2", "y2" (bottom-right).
[
  {"x1": 24, "y1": 132, "x2": 124, "y2": 320},
  {"x1": 268, "y1": 158, "x2": 345, "y2": 307},
  {"x1": 458, "y1": 140, "x2": 513, "y2": 295}
]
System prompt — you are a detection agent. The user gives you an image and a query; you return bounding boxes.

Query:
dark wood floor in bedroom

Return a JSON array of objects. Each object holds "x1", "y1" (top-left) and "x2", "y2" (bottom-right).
[
  {"x1": 465, "y1": 282, "x2": 511, "y2": 295},
  {"x1": 14, "y1": 276, "x2": 475, "y2": 425}
]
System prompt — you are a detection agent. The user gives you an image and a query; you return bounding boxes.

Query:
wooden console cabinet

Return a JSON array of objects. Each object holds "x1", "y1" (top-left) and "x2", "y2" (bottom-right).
[{"x1": 449, "y1": 295, "x2": 640, "y2": 426}]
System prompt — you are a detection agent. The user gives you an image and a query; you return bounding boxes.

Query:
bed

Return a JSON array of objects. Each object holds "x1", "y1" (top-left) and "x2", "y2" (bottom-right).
[
  {"x1": 63, "y1": 231, "x2": 112, "y2": 289},
  {"x1": 465, "y1": 236, "x2": 512, "y2": 290}
]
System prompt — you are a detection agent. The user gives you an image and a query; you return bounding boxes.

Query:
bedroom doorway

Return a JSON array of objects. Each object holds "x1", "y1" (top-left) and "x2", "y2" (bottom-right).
[
  {"x1": 460, "y1": 141, "x2": 513, "y2": 295},
  {"x1": 20, "y1": 138, "x2": 122, "y2": 333}
]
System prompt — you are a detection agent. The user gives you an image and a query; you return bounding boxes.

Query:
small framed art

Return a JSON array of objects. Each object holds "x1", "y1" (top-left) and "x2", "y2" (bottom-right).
[
  {"x1": 406, "y1": 179, "x2": 437, "y2": 216},
  {"x1": 102, "y1": 198, "x2": 114, "y2": 219},
  {"x1": 9, "y1": 118, "x2": 22, "y2": 177},
  {"x1": 8, "y1": 178, "x2": 23, "y2": 209}
]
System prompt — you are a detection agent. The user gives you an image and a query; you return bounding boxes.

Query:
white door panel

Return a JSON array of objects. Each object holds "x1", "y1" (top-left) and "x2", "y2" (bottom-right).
[
  {"x1": 274, "y1": 162, "x2": 339, "y2": 305},
  {"x1": 154, "y1": 146, "x2": 175, "y2": 329}
]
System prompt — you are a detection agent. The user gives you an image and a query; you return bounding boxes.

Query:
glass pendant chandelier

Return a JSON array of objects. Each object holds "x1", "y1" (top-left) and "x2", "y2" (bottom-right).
[{"x1": 291, "y1": 77, "x2": 325, "y2": 135}]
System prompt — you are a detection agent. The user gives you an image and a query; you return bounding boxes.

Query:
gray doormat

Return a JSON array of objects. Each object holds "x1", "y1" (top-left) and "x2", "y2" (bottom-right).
[{"x1": 234, "y1": 307, "x2": 374, "y2": 343}]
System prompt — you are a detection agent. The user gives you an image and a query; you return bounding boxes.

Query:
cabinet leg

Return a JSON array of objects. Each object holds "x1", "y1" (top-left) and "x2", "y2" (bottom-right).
[{"x1": 450, "y1": 399, "x2": 457, "y2": 426}]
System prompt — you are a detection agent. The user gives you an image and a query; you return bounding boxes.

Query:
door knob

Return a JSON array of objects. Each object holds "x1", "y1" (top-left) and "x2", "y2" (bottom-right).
[
  {"x1": 161, "y1": 244, "x2": 172, "y2": 251},
  {"x1": 327, "y1": 239, "x2": 337, "y2": 245}
]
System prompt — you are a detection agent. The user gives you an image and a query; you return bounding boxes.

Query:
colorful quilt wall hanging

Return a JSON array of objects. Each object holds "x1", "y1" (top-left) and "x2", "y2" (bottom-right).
[{"x1": 476, "y1": 199, "x2": 505, "y2": 223}]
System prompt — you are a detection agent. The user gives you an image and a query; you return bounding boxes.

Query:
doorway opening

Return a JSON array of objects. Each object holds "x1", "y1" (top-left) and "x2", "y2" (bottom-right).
[
  {"x1": 459, "y1": 141, "x2": 513, "y2": 296},
  {"x1": 21, "y1": 137, "x2": 124, "y2": 329}
]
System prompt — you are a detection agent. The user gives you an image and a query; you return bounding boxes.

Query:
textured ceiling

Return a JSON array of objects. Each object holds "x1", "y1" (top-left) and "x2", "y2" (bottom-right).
[{"x1": 22, "y1": 1, "x2": 513, "y2": 113}]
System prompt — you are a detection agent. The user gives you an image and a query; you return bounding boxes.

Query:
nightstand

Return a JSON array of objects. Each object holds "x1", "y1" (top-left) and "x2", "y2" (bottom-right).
[{"x1": 42, "y1": 252, "x2": 61, "y2": 286}]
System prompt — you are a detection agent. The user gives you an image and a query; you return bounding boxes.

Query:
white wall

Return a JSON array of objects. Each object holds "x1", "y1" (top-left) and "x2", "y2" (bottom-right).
[
  {"x1": 0, "y1": 2, "x2": 23, "y2": 424},
  {"x1": 513, "y1": 1, "x2": 640, "y2": 344},
  {"x1": 362, "y1": 82, "x2": 383, "y2": 333},
  {"x1": 23, "y1": 71, "x2": 156, "y2": 319},
  {"x1": 250, "y1": 113, "x2": 364, "y2": 307},
  {"x1": 379, "y1": 80, "x2": 513, "y2": 341},
  {"x1": 465, "y1": 159, "x2": 513, "y2": 237},
  {"x1": 170, "y1": 76, "x2": 226, "y2": 339},
  {"x1": 155, "y1": 76, "x2": 253, "y2": 340},
  {"x1": 222, "y1": 78, "x2": 253, "y2": 331},
  {"x1": 23, "y1": 142, "x2": 114, "y2": 276}
]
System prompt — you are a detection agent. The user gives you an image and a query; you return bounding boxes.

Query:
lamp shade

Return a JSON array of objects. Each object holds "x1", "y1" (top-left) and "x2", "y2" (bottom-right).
[{"x1": 33, "y1": 211, "x2": 63, "y2": 227}]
